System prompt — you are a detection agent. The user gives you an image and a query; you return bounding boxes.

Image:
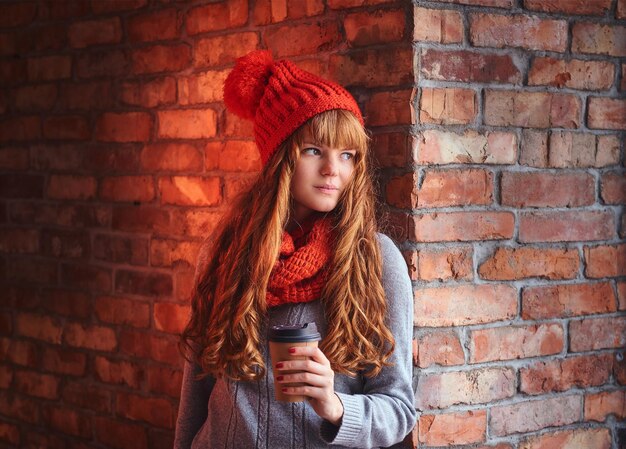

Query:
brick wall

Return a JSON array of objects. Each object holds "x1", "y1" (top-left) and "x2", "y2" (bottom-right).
[
  {"x1": 0, "y1": 1, "x2": 415, "y2": 448},
  {"x1": 407, "y1": 0, "x2": 626, "y2": 447}
]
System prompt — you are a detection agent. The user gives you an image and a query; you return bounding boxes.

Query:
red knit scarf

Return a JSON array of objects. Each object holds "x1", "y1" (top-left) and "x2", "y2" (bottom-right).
[{"x1": 266, "y1": 217, "x2": 334, "y2": 308}]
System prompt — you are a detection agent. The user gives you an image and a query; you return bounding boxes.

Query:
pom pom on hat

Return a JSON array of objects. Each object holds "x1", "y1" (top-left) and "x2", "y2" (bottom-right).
[
  {"x1": 223, "y1": 50, "x2": 363, "y2": 166},
  {"x1": 223, "y1": 50, "x2": 274, "y2": 120}
]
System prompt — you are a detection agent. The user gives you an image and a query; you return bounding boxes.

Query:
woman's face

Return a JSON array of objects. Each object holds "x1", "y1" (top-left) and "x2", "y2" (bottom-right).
[{"x1": 290, "y1": 141, "x2": 357, "y2": 223}]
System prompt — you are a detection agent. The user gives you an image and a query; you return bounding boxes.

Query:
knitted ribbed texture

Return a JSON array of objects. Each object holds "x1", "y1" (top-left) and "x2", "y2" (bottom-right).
[
  {"x1": 223, "y1": 50, "x2": 363, "y2": 166},
  {"x1": 266, "y1": 217, "x2": 333, "y2": 307}
]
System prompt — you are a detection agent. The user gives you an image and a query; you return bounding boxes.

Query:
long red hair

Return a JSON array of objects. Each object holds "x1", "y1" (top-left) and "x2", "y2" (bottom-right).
[{"x1": 180, "y1": 110, "x2": 394, "y2": 381}]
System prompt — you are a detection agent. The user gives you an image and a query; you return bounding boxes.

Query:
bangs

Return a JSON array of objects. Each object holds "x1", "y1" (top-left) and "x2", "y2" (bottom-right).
[{"x1": 295, "y1": 109, "x2": 368, "y2": 153}]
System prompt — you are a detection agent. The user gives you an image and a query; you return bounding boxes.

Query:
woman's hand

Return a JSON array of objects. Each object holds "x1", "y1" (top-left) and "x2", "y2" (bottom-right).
[{"x1": 276, "y1": 346, "x2": 344, "y2": 426}]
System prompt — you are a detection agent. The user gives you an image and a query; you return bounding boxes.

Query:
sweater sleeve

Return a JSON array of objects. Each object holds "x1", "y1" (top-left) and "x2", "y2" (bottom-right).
[
  {"x1": 319, "y1": 233, "x2": 417, "y2": 448},
  {"x1": 173, "y1": 359, "x2": 215, "y2": 449}
]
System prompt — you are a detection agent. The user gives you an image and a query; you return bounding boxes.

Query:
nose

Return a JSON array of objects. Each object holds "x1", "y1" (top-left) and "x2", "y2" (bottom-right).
[{"x1": 320, "y1": 154, "x2": 338, "y2": 176}]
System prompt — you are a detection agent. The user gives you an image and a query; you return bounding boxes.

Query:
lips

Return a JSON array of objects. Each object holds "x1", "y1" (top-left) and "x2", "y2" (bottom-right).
[{"x1": 315, "y1": 185, "x2": 338, "y2": 193}]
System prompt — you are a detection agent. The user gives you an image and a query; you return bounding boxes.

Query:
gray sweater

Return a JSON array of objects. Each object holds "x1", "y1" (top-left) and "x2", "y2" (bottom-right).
[{"x1": 174, "y1": 233, "x2": 417, "y2": 449}]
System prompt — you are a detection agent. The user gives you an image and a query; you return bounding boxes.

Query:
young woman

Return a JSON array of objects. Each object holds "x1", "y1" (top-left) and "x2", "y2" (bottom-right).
[{"x1": 174, "y1": 50, "x2": 416, "y2": 449}]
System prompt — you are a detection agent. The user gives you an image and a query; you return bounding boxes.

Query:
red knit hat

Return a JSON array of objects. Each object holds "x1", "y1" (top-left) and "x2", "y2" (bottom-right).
[{"x1": 223, "y1": 50, "x2": 364, "y2": 166}]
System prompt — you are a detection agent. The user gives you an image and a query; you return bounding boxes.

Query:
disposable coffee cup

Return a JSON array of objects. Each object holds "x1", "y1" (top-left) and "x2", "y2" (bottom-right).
[{"x1": 269, "y1": 322, "x2": 322, "y2": 402}]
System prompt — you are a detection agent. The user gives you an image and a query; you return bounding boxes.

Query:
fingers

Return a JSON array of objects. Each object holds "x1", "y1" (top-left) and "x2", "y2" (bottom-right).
[{"x1": 277, "y1": 346, "x2": 330, "y2": 368}]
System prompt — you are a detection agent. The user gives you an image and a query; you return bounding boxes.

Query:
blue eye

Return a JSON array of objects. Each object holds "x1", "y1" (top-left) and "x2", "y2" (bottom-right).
[
  {"x1": 302, "y1": 147, "x2": 321, "y2": 155},
  {"x1": 341, "y1": 152, "x2": 355, "y2": 160}
]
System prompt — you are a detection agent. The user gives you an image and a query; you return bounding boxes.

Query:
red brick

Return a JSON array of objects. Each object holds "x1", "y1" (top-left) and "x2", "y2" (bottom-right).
[
  {"x1": 0, "y1": 338, "x2": 38, "y2": 367},
  {"x1": 524, "y1": 0, "x2": 610, "y2": 14},
  {"x1": 157, "y1": 109, "x2": 217, "y2": 139},
  {"x1": 120, "y1": 77, "x2": 176, "y2": 108},
  {"x1": 117, "y1": 392, "x2": 174, "y2": 428},
  {"x1": 485, "y1": 90, "x2": 580, "y2": 128},
  {"x1": 178, "y1": 69, "x2": 228, "y2": 105},
  {"x1": 41, "y1": 229, "x2": 91, "y2": 259},
  {"x1": 46, "y1": 175, "x2": 96, "y2": 200},
  {"x1": 620, "y1": 0, "x2": 626, "y2": 18},
  {"x1": 0, "y1": 391, "x2": 38, "y2": 423},
  {"x1": 27, "y1": 55, "x2": 71, "y2": 81},
  {"x1": 520, "y1": 210, "x2": 615, "y2": 242},
  {"x1": 419, "y1": 87, "x2": 476, "y2": 125},
  {"x1": 413, "y1": 7, "x2": 463, "y2": 43},
  {"x1": 418, "y1": 169, "x2": 492, "y2": 207},
  {"x1": 365, "y1": 89, "x2": 413, "y2": 126},
  {"x1": 418, "y1": 130, "x2": 517, "y2": 165},
  {"x1": 76, "y1": 49, "x2": 128, "y2": 79},
  {"x1": 223, "y1": 109, "x2": 255, "y2": 138},
  {"x1": 0, "y1": 146, "x2": 28, "y2": 169},
  {"x1": 95, "y1": 296, "x2": 149, "y2": 328},
  {"x1": 0, "y1": 1, "x2": 37, "y2": 27},
  {"x1": 521, "y1": 354, "x2": 613, "y2": 395},
  {"x1": 614, "y1": 355, "x2": 626, "y2": 385},
  {"x1": 112, "y1": 206, "x2": 170, "y2": 234},
  {"x1": 371, "y1": 132, "x2": 411, "y2": 168},
  {"x1": 14, "y1": 369, "x2": 59, "y2": 399},
  {"x1": 501, "y1": 171, "x2": 594, "y2": 208},
  {"x1": 64, "y1": 323, "x2": 117, "y2": 351},
  {"x1": 146, "y1": 365, "x2": 182, "y2": 398},
  {"x1": 411, "y1": 211, "x2": 514, "y2": 242},
  {"x1": 492, "y1": 395, "x2": 581, "y2": 436},
  {"x1": 253, "y1": 0, "x2": 324, "y2": 24},
  {"x1": 0, "y1": 174, "x2": 43, "y2": 199},
  {"x1": 416, "y1": 367, "x2": 515, "y2": 409},
  {"x1": 419, "y1": 410, "x2": 485, "y2": 446},
  {"x1": 115, "y1": 269, "x2": 173, "y2": 297},
  {"x1": 344, "y1": 9, "x2": 404, "y2": 47},
  {"x1": 41, "y1": 404, "x2": 91, "y2": 438},
  {"x1": 329, "y1": 47, "x2": 413, "y2": 88},
  {"x1": 415, "y1": 284, "x2": 516, "y2": 327},
  {"x1": 99, "y1": 176, "x2": 155, "y2": 203},
  {"x1": 41, "y1": 288, "x2": 90, "y2": 318},
  {"x1": 83, "y1": 145, "x2": 141, "y2": 173},
  {"x1": 159, "y1": 176, "x2": 221, "y2": 207},
  {"x1": 263, "y1": 21, "x2": 340, "y2": 58},
  {"x1": 479, "y1": 247, "x2": 579, "y2": 280},
  {"x1": 0, "y1": 116, "x2": 41, "y2": 142},
  {"x1": 68, "y1": 17, "x2": 121, "y2": 48},
  {"x1": 570, "y1": 316, "x2": 626, "y2": 351},
  {"x1": 132, "y1": 44, "x2": 190, "y2": 75},
  {"x1": 36, "y1": 0, "x2": 89, "y2": 20},
  {"x1": 91, "y1": 0, "x2": 146, "y2": 13},
  {"x1": 385, "y1": 173, "x2": 416, "y2": 209},
  {"x1": 60, "y1": 263, "x2": 112, "y2": 293},
  {"x1": 619, "y1": 281, "x2": 626, "y2": 311},
  {"x1": 16, "y1": 312, "x2": 62, "y2": 343},
  {"x1": 186, "y1": 0, "x2": 247, "y2": 34},
  {"x1": 416, "y1": 247, "x2": 473, "y2": 281},
  {"x1": 470, "y1": 323, "x2": 563, "y2": 363},
  {"x1": 623, "y1": 64, "x2": 626, "y2": 91},
  {"x1": 414, "y1": 331, "x2": 465, "y2": 368},
  {"x1": 0, "y1": 228, "x2": 38, "y2": 253},
  {"x1": 94, "y1": 356, "x2": 143, "y2": 389},
  {"x1": 30, "y1": 144, "x2": 81, "y2": 171},
  {"x1": 58, "y1": 80, "x2": 112, "y2": 110},
  {"x1": 94, "y1": 416, "x2": 148, "y2": 449},
  {"x1": 529, "y1": 57, "x2": 614, "y2": 90},
  {"x1": 141, "y1": 143, "x2": 202, "y2": 172},
  {"x1": 13, "y1": 83, "x2": 57, "y2": 111},
  {"x1": 522, "y1": 282, "x2": 616, "y2": 319},
  {"x1": 585, "y1": 243, "x2": 626, "y2": 278},
  {"x1": 572, "y1": 23, "x2": 626, "y2": 57},
  {"x1": 62, "y1": 381, "x2": 111, "y2": 413},
  {"x1": 96, "y1": 112, "x2": 152, "y2": 143},
  {"x1": 171, "y1": 209, "x2": 223, "y2": 238},
  {"x1": 584, "y1": 390, "x2": 626, "y2": 422},
  {"x1": 420, "y1": 49, "x2": 520, "y2": 84},
  {"x1": 150, "y1": 239, "x2": 200, "y2": 269},
  {"x1": 175, "y1": 270, "x2": 195, "y2": 301},
  {"x1": 119, "y1": 330, "x2": 180, "y2": 365},
  {"x1": 548, "y1": 132, "x2": 620, "y2": 168},
  {"x1": 471, "y1": 13, "x2": 567, "y2": 51},
  {"x1": 519, "y1": 427, "x2": 610, "y2": 449},
  {"x1": 93, "y1": 234, "x2": 148, "y2": 266},
  {"x1": 41, "y1": 347, "x2": 86, "y2": 376},
  {"x1": 194, "y1": 32, "x2": 259, "y2": 68},
  {"x1": 6, "y1": 256, "x2": 57, "y2": 285},
  {"x1": 153, "y1": 302, "x2": 189, "y2": 334},
  {"x1": 206, "y1": 140, "x2": 261, "y2": 172},
  {"x1": 42, "y1": 116, "x2": 90, "y2": 141},
  {"x1": 128, "y1": 8, "x2": 177, "y2": 43},
  {"x1": 0, "y1": 421, "x2": 19, "y2": 445},
  {"x1": 589, "y1": 97, "x2": 626, "y2": 130}
]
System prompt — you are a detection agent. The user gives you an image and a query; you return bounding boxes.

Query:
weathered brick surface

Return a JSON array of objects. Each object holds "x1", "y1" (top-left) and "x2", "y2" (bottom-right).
[
  {"x1": 470, "y1": 14, "x2": 567, "y2": 51},
  {"x1": 411, "y1": 211, "x2": 514, "y2": 242},
  {"x1": 479, "y1": 247, "x2": 579, "y2": 280},
  {"x1": 584, "y1": 243, "x2": 626, "y2": 278},
  {"x1": 528, "y1": 57, "x2": 614, "y2": 90},
  {"x1": 419, "y1": 410, "x2": 486, "y2": 446},
  {"x1": 417, "y1": 130, "x2": 518, "y2": 165},
  {"x1": 570, "y1": 316, "x2": 626, "y2": 351},
  {"x1": 420, "y1": 49, "x2": 521, "y2": 83},
  {"x1": 522, "y1": 282, "x2": 616, "y2": 319},
  {"x1": 419, "y1": 87, "x2": 477, "y2": 125},
  {"x1": 524, "y1": 0, "x2": 611, "y2": 15},
  {"x1": 414, "y1": 331, "x2": 465, "y2": 368},
  {"x1": 547, "y1": 132, "x2": 620, "y2": 168},
  {"x1": 413, "y1": 7, "x2": 463, "y2": 44},
  {"x1": 415, "y1": 247, "x2": 473, "y2": 281},
  {"x1": 519, "y1": 210, "x2": 615, "y2": 242},
  {"x1": 572, "y1": 23, "x2": 626, "y2": 57},
  {"x1": 519, "y1": 428, "x2": 611, "y2": 449},
  {"x1": 501, "y1": 171, "x2": 594, "y2": 208},
  {"x1": 584, "y1": 390, "x2": 626, "y2": 422}
]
